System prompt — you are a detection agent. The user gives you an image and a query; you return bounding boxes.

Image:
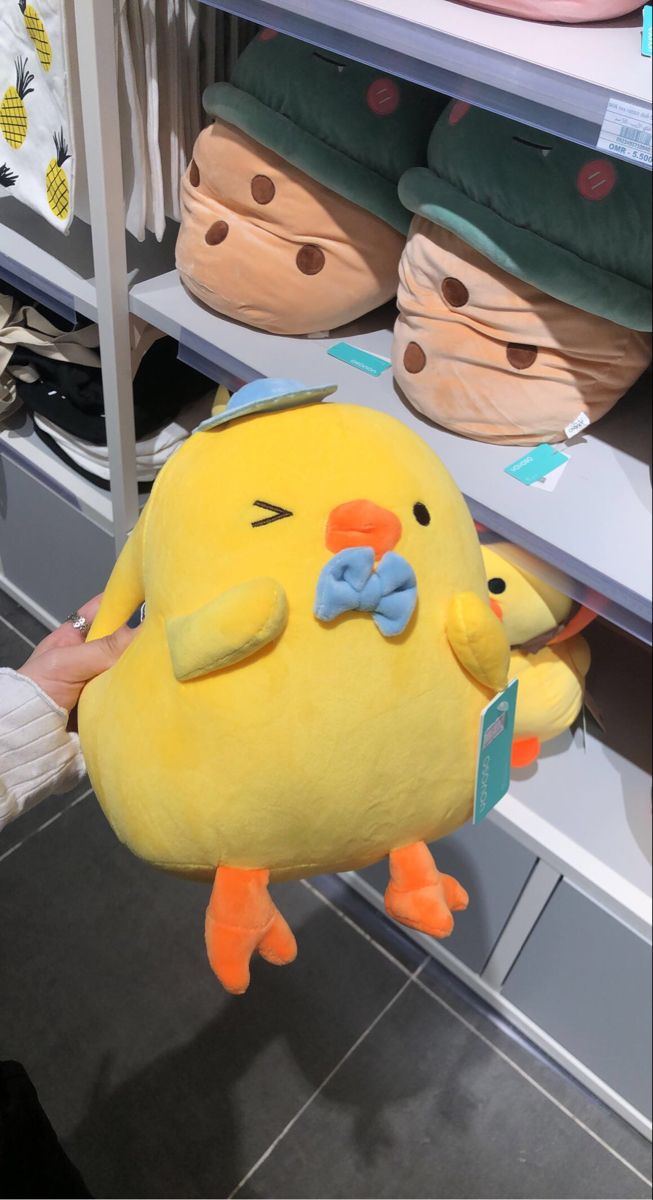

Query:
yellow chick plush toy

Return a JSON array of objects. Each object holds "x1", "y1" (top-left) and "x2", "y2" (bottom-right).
[
  {"x1": 79, "y1": 381, "x2": 509, "y2": 994},
  {"x1": 481, "y1": 541, "x2": 594, "y2": 769}
]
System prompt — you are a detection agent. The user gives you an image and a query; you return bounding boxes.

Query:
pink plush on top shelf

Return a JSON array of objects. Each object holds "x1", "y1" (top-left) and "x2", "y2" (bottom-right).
[{"x1": 457, "y1": 1, "x2": 643, "y2": 22}]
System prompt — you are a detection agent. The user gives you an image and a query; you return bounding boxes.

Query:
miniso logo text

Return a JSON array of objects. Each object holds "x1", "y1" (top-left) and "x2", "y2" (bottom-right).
[{"x1": 482, "y1": 701, "x2": 510, "y2": 750}]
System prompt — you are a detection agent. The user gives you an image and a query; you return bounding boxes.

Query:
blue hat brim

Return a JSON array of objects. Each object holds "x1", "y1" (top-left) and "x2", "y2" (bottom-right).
[{"x1": 194, "y1": 379, "x2": 338, "y2": 433}]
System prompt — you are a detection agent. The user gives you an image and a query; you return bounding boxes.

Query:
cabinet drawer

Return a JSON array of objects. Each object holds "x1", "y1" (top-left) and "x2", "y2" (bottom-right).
[
  {"x1": 0, "y1": 449, "x2": 115, "y2": 623},
  {"x1": 359, "y1": 819, "x2": 536, "y2": 973},
  {"x1": 503, "y1": 879, "x2": 652, "y2": 1118}
]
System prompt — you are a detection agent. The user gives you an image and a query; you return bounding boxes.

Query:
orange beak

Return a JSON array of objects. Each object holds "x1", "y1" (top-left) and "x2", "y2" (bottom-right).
[
  {"x1": 490, "y1": 599, "x2": 503, "y2": 621},
  {"x1": 326, "y1": 500, "x2": 401, "y2": 560}
]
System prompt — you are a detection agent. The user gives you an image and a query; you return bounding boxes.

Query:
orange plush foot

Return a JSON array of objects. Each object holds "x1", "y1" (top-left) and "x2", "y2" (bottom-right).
[
  {"x1": 511, "y1": 736, "x2": 541, "y2": 769},
  {"x1": 385, "y1": 842, "x2": 469, "y2": 939},
  {"x1": 205, "y1": 866, "x2": 297, "y2": 994}
]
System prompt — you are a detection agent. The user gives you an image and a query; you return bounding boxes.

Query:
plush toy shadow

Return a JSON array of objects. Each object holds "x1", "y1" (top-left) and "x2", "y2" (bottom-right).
[{"x1": 65, "y1": 883, "x2": 501, "y2": 1199}]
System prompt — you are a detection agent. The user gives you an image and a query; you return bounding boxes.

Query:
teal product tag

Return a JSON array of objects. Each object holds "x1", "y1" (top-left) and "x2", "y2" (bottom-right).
[
  {"x1": 327, "y1": 342, "x2": 392, "y2": 377},
  {"x1": 473, "y1": 679, "x2": 519, "y2": 825},
  {"x1": 643, "y1": 5, "x2": 652, "y2": 57},
  {"x1": 505, "y1": 444, "x2": 569, "y2": 487}
]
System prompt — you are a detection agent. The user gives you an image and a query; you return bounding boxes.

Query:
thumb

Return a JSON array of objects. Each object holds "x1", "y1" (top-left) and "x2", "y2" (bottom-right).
[
  {"x1": 18, "y1": 622, "x2": 140, "y2": 712},
  {"x1": 67, "y1": 623, "x2": 139, "y2": 685}
]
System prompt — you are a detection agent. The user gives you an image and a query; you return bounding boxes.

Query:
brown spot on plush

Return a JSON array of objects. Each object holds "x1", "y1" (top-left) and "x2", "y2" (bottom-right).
[
  {"x1": 507, "y1": 344, "x2": 538, "y2": 370},
  {"x1": 404, "y1": 342, "x2": 426, "y2": 374},
  {"x1": 251, "y1": 175, "x2": 276, "y2": 204},
  {"x1": 189, "y1": 159, "x2": 200, "y2": 187},
  {"x1": 296, "y1": 245, "x2": 326, "y2": 276},
  {"x1": 205, "y1": 221, "x2": 229, "y2": 246},
  {"x1": 442, "y1": 277, "x2": 469, "y2": 308}
]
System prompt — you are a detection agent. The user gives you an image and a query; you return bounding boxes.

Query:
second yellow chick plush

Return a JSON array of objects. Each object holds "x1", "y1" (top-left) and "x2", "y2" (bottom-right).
[
  {"x1": 481, "y1": 541, "x2": 594, "y2": 769},
  {"x1": 79, "y1": 382, "x2": 509, "y2": 993}
]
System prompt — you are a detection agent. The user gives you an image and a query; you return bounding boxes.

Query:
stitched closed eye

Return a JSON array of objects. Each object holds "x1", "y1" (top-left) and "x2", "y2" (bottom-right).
[
  {"x1": 513, "y1": 135, "x2": 552, "y2": 157},
  {"x1": 312, "y1": 50, "x2": 345, "y2": 72},
  {"x1": 251, "y1": 501, "x2": 294, "y2": 527}
]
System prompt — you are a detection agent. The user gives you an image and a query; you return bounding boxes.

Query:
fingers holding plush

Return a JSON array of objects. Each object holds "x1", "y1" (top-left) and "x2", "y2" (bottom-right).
[{"x1": 18, "y1": 597, "x2": 139, "y2": 711}]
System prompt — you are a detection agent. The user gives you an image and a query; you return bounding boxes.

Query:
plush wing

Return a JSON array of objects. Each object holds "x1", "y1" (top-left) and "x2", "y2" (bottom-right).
[
  {"x1": 87, "y1": 515, "x2": 146, "y2": 641},
  {"x1": 446, "y1": 592, "x2": 510, "y2": 693},
  {"x1": 167, "y1": 578, "x2": 288, "y2": 681}
]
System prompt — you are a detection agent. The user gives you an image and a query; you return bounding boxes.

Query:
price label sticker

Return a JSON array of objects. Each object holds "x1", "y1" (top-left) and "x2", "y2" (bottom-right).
[
  {"x1": 328, "y1": 343, "x2": 392, "y2": 377},
  {"x1": 505, "y1": 443, "x2": 569, "y2": 487},
  {"x1": 531, "y1": 458, "x2": 569, "y2": 492},
  {"x1": 473, "y1": 680, "x2": 519, "y2": 824},
  {"x1": 565, "y1": 412, "x2": 591, "y2": 441},
  {"x1": 597, "y1": 98, "x2": 652, "y2": 167}
]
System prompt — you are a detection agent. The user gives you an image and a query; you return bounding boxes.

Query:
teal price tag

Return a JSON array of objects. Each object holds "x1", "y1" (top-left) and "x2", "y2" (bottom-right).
[
  {"x1": 505, "y1": 444, "x2": 569, "y2": 487},
  {"x1": 473, "y1": 679, "x2": 519, "y2": 825},
  {"x1": 643, "y1": 5, "x2": 652, "y2": 57},
  {"x1": 328, "y1": 342, "x2": 392, "y2": 377}
]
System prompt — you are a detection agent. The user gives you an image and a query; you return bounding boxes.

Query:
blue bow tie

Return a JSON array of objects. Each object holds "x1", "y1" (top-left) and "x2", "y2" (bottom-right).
[{"x1": 314, "y1": 548, "x2": 417, "y2": 637}]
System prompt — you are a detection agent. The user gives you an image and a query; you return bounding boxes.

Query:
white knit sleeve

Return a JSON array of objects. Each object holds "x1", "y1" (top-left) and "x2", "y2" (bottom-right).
[{"x1": 0, "y1": 668, "x2": 87, "y2": 832}]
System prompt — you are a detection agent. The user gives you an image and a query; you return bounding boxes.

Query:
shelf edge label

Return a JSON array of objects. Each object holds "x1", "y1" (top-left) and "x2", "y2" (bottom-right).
[{"x1": 597, "y1": 98, "x2": 652, "y2": 168}]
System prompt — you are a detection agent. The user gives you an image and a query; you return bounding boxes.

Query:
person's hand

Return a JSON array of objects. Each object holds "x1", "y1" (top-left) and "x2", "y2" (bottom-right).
[{"x1": 18, "y1": 595, "x2": 138, "y2": 712}]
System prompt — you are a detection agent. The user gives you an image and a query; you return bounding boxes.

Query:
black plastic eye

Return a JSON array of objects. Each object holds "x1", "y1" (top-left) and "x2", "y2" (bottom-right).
[
  {"x1": 488, "y1": 577, "x2": 507, "y2": 595},
  {"x1": 413, "y1": 502, "x2": 431, "y2": 527}
]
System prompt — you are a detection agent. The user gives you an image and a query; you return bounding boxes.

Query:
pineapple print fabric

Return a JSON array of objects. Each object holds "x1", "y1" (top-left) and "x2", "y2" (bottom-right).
[
  {"x1": 19, "y1": 1, "x2": 53, "y2": 70},
  {"x1": 0, "y1": 0, "x2": 75, "y2": 230},
  {"x1": 0, "y1": 58, "x2": 34, "y2": 149},
  {"x1": 46, "y1": 126, "x2": 69, "y2": 217}
]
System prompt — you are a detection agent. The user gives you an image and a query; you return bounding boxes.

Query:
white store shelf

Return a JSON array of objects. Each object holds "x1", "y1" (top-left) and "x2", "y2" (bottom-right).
[
  {"x1": 339, "y1": 0, "x2": 651, "y2": 104},
  {"x1": 0, "y1": 411, "x2": 115, "y2": 534},
  {"x1": 346, "y1": 624, "x2": 652, "y2": 936},
  {"x1": 0, "y1": 204, "x2": 97, "y2": 323},
  {"x1": 199, "y1": 0, "x2": 651, "y2": 164},
  {"x1": 0, "y1": 199, "x2": 179, "y2": 323},
  {"x1": 494, "y1": 623, "x2": 652, "y2": 941},
  {"x1": 341, "y1": 626, "x2": 652, "y2": 1138},
  {"x1": 341, "y1": 620, "x2": 652, "y2": 1132},
  {"x1": 129, "y1": 271, "x2": 653, "y2": 642}
]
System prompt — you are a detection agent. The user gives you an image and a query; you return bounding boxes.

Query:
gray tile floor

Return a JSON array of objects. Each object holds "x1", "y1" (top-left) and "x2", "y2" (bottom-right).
[{"x1": 1, "y1": 594, "x2": 652, "y2": 1200}]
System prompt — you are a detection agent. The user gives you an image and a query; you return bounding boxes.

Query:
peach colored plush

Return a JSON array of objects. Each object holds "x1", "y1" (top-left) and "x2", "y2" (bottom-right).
[
  {"x1": 393, "y1": 219, "x2": 651, "y2": 445},
  {"x1": 460, "y1": 1, "x2": 641, "y2": 21},
  {"x1": 176, "y1": 120, "x2": 404, "y2": 336}
]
